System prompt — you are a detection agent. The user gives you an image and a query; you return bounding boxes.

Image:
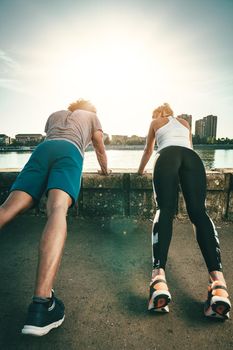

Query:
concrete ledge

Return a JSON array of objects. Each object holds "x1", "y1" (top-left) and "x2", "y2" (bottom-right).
[
  {"x1": 83, "y1": 173, "x2": 125, "y2": 189},
  {"x1": 0, "y1": 170, "x2": 232, "y2": 220},
  {"x1": 228, "y1": 192, "x2": 233, "y2": 220}
]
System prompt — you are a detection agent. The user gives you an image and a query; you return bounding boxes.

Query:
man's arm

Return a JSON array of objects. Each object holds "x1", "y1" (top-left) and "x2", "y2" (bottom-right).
[
  {"x1": 92, "y1": 130, "x2": 110, "y2": 175},
  {"x1": 137, "y1": 121, "x2": 156, "y2": 175}
]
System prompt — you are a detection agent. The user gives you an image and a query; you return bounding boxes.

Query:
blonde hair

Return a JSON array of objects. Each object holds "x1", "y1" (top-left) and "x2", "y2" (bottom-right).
[
  {"x1": 152, "y1": 103, "x2": 173, "y2": 119},
  {"x1": 68, "y1": 99, "x2": 97, "y2": 113}
]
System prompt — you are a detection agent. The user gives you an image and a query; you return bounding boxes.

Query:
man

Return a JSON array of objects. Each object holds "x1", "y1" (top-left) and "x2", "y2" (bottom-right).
[{"x1": 0, "y1": 99, "x2": 110, "y2": 336}]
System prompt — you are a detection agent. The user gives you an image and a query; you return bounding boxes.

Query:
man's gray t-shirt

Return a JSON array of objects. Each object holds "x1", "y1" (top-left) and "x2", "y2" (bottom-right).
[{"x1": 44, "y1": 109, "x2": 103, "y2": 156}]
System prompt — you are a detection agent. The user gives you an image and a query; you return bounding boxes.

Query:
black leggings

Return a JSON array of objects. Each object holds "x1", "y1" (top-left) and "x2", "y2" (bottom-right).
[{"x1": 152, "y1": 146, "x2": 222, "y2": 272}]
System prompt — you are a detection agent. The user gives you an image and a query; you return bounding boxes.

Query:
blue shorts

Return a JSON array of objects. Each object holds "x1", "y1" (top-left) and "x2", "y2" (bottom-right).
[{"x1": 10, "y1": 140, "x2": 83, "y2": 206}]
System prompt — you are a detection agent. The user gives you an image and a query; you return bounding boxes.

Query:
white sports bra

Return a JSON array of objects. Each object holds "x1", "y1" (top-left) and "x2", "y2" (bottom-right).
[{"x1": 155, "y1": 116, "x2": 191, "y2": 152}]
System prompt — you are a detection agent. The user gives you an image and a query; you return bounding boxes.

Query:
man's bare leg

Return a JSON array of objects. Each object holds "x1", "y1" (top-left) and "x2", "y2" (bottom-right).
[
  {"x1": 0, "y1": 191, "x2": 34, "y2": 229},
  {"x1": 34, "y1": 189, "x2": 72, "y2": 298}
]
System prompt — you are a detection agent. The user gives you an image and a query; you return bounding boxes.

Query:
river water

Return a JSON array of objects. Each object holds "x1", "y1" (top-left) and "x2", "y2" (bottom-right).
[{"x1": 0, "y1": 149, "x2": 232, "y2": 171}]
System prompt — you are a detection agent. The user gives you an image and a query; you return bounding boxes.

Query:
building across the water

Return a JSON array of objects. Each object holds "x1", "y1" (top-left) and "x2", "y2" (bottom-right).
[
  {"x1": 195, "y1": 115, "x2": 217, "y2": 139},
  {"x1": 0, "y1": 134, "x2": 11, "y2": 145},
  {"x1": 15, "y1": 134, "x2": 44, "y2": 144}
]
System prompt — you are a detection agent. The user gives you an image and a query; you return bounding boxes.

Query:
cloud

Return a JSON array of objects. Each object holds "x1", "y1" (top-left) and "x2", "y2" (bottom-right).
[
  {"x1": 0, "y1": 78, "x2": 24, "y2": 92},
  {"x1": 0, "y1": 49, "x2": 22, "y2": 91},
  {"x1": 0, "y1": 49, "x2": 20, "y2": 72},
  {"x1": 0, "y1": 49, "x2": 29, "y2": 93}
]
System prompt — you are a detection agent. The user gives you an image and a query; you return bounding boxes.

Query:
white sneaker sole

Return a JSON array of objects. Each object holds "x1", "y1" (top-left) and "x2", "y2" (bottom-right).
[
  {"x1": 204, "y1": 305, "x2": 230, "y2": 320},
  {"x1": 21, "y1": 315, "x2": 65, "y2": 336},
  {"x1": 152, "y1": 305, "x2": 170, "y2": 313},
  {"x1": 148, "y1": 290, "x2": 171, "y2": 312},
  {"x1": 204, "y1": 296, "x2": 231, "y2": 320}
]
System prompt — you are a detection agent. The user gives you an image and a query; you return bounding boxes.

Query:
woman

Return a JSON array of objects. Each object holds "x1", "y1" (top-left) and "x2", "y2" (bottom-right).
[
  {"x1": 0, "y1": 99, "x2": 110, "y2": 336},
  {"x1": 138, "y1": 103, "x2": 231, "y2": 319}
]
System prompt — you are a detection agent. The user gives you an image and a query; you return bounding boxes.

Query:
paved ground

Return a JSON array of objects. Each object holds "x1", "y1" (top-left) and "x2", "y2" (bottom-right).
[{"x1": 0, "y1": 216, "x2": 233, "y2": 350}]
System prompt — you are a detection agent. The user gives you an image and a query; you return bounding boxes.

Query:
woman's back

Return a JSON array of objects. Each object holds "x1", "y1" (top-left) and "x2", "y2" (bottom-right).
[{"x1": 154, "y1": 116, "x2": 191, "y2": 152}]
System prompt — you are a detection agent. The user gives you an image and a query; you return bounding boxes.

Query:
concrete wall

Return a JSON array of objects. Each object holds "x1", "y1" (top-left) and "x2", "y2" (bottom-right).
[{"x1": 0, "y1": 170, "x2": 232, "y2": 221}]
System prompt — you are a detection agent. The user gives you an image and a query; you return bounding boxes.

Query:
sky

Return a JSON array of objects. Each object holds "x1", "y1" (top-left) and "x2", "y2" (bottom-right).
[{"x1": 0, "y1": 0, "x2": 233, "y2": 138}]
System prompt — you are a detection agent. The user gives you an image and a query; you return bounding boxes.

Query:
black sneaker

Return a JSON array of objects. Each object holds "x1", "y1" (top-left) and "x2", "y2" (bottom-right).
[{"x1": 21, "y1": 291, "x2": 65, "y2": 336}]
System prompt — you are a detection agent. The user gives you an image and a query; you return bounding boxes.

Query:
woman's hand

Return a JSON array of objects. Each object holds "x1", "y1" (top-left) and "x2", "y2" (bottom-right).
[
  {"x1": 137, "y1": 170, "x2": 147, "y2": 176},
  {"x1": 98, "y1": 169, "x2": 112, "y2": 175}
]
